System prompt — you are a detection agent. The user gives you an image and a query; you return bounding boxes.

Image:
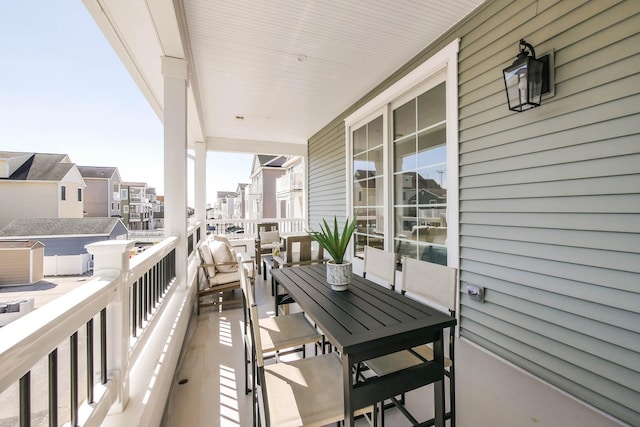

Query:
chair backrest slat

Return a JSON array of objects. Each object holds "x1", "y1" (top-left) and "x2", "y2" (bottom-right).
[
  {"x1": 363, "y1": 246, "x2": 396, "y2": 288},
  {"x1": 285, "y1": 235, "x2": 323, "y2": 265},
  {"x1": 257, "y1": 222, "x2": 279, "y2": 235},
  {"x1": 402, "y1": 257, "x2": 457, "y2": 312}
]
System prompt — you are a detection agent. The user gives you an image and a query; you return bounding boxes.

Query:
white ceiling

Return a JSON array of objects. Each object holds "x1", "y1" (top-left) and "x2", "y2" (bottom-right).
[{"x1": 85, "y1": 0, "x2": 485, "y2": 153}]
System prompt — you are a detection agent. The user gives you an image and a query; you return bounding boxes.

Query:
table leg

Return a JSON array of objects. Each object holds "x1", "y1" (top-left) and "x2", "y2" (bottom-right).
[
  {"x1": 343, "y1": 353, "x2": 354, "y2": 427},
  {"x1": 273, "y1": 279, "x2": 279, "y2": 316},
  {"x1": 433, "y1": 330, "x2": 446, "y2": 427}
]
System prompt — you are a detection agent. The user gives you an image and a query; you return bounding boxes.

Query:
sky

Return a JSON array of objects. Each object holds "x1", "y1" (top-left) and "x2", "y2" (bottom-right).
[{"x1": 0, "y1": 1, "x2": 252, "y2": 205}]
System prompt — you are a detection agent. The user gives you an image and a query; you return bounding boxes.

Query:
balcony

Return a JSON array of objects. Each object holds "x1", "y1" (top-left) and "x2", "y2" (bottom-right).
[
  {"x1": 276, "y1": 172, "x2": 304, "y2": 195},
  {"x1": 0, "y1": 228, "x2": 623, "y2": 427}
]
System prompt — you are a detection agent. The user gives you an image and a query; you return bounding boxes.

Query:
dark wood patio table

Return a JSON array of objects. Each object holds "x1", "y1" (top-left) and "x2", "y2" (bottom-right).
[{"x1": 271, "y1": 263, "x2": 456, "y2": 427}]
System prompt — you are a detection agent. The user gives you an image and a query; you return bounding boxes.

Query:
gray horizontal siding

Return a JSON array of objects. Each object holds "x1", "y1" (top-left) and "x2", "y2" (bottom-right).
[
  {"x1": 308, "y1": 121, "x2": 348, "y2": 227},
  {"x1": 463, "y1": 319, "x2": 640, "y2": 425},
  {"x1": 40, "y1": 237, "x2": 107, "y2": 256},
  {"x1": 458, "y1": 0, "x2": 640, "y2": 424}
]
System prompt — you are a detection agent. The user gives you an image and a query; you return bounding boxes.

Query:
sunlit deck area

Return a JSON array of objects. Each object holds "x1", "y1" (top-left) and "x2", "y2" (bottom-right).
[{"x1": 161, "y1": 264, "x2": 621, "y2": 427}]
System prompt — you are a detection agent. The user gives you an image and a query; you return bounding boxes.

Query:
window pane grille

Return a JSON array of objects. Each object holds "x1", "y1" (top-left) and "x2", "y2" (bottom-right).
[
  {"x1": 393, "y1": 82, "x2": 447, "y2": 265},
  {"x1": 352, "y1": 115, "x2": 384, "y2": 258}
]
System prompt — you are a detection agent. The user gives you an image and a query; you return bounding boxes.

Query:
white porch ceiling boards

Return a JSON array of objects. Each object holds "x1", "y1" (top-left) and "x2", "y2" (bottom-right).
[{"x1": 86, "y1": 0, "x2": 485, "y2": 152}]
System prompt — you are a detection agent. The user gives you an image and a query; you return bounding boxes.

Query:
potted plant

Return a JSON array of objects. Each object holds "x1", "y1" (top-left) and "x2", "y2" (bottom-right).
[{"x1": 308, "y1": 216, "x2": 357, "y2": 291}]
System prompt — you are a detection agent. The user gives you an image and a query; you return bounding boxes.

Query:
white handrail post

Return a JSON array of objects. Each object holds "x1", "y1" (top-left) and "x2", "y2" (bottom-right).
[{"x1": 86, "y1": 240, "x2": 135, "y2": 413}]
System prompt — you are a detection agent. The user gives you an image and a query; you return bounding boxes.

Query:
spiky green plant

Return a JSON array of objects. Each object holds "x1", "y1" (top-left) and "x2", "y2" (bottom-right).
[{"x1": 308, "y1": 216, "x2": 357, "y2": 264}]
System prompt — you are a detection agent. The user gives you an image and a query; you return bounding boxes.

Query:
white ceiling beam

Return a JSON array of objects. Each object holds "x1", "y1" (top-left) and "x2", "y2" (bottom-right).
[{"x1": 206, "y1": 137, "x2": 307, "y2": 157}]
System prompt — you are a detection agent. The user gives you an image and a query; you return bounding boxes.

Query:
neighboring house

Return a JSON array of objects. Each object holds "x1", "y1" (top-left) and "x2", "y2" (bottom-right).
[
  {"x1": 275, "y1": 156, "x2": 304, "y2": 219},
  {"x1": 0, "y1": 151, "x2": 85, "y2": 229},
  {"x1": 247, "y1": 155, "x2": 287, "y2": 219},
  {"x1": 0, "y1": 217, "x2": 128, "y2": 276},
  {"x1": 0, "y1": 240, "x2": 44, "y2": 286},
  {"x1": 215, "y1": 191, "x2": 237, "y2": 219},
  {"x1": 233, "y1": 183, "x2": 249, "y2": 219},
  {"x1": 77, "y1": 166, "x2": 122, "y2": 218},
  {"x1": 305, "y1": 2, "x2": 640, "y2": 425},
  {"x1": 120, "y1": 181, "x2": 153, "y2": 230},
  {"x1": 150, "y1": 193, "x2": 164, "y2": 230}
]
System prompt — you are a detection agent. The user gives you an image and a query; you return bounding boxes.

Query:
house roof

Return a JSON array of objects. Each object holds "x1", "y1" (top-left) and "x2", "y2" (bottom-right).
[
  {"x1": 78, "y1": 166, "x2": 118, "y2": 179},
  {"x1": 0, "y1": 151, "x2": 74, "y2": 181},
  {"x1": 217, "y1": 191, "x2": 237, "y2": 198},
  {"x1": 0, "y1": 218, "x2": 127, "y2": 238},
  {"x1": 0, "y1": 240, "x2": 45, "y2": 250},
  {"x1": 251, "y1": 155, "x2": 288, "y2": 176}
]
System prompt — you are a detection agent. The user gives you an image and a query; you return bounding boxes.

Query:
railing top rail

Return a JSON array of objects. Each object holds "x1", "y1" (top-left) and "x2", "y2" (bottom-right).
[
  {"x1": 129, "y1": 236, "x2": 178, "y2": 281},
  {"x1": 0, "y1": 276, "x2": 117, "y2": 392}
]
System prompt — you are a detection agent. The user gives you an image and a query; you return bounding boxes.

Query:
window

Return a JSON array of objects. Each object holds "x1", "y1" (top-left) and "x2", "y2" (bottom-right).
[
  {"x1": 347, "y1": 40, "x2": 459, "y2": 267},
  {"x1": 123, "y1": 205, "x2": 129, "y2": 214},
  {"x1": 393, "y1": 82, "x2": 448, "y2": 265},
  {"x1": 61, "y1": 186, "x2": 66, "y2": 201},
  {"x1": 121, "y1": 189, "x2": 128, "y2": 200},
  {"x1": 77, "y1": 188, "x2": 82, "y2": 202},
  {"x1": 352, "y1": 115, "x2": 385, "y2": 257}
]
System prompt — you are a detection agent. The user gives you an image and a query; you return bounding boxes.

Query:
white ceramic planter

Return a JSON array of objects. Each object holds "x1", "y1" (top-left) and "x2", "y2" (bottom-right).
[{"x1": 326, "y1": 261, "x2": 352, "y2": 291}]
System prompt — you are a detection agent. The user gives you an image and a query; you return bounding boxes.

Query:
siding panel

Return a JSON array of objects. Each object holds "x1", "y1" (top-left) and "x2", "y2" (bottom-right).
[
  {"x1": 308, "y1": 121, "x2": 348, "y2": 227},
  {"x1": 458, "y1": 9, "x2": 640, "y2": 421},
  {"x1": 461, "y1": 324, "x2": 640, "y2": 425}
]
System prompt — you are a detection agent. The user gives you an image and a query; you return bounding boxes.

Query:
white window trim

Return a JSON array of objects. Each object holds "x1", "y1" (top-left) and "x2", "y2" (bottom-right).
[{"x1": 344, "y1": 38, "x2": 460, "y2": 269}]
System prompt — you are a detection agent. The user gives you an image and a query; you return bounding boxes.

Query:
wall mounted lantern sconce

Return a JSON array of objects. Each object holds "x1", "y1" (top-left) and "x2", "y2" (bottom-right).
[{"x1": 503, "y1": 39, "x2": 552, "y2": 112}]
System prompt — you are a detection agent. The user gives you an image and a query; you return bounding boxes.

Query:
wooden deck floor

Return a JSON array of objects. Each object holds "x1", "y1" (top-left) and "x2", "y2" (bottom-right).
[{"x1": 161, "y1": 268, "x2": 619, "y2": 427}]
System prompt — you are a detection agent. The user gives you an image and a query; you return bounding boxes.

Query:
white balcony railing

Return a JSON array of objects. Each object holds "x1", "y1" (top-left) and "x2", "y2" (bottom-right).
[
  {"x1": 0, "y1": 225, "x2": 202, "y2": 426},
  {"x1": 206, "y1": 217, "x2": 306, "y2": 236}
]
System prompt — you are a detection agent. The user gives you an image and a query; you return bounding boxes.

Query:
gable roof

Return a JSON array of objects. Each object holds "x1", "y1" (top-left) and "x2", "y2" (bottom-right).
[
  {"x1": 78, "y1": 166, "x2": 119, "y2": 180},
  {"x1": 0, "y1": 218, "x2": 127, "y2": 238},
  {"x1": 0, "y1": 151, "x2": 75, "y2": 181},
  {"x1": 0, "y1": 240, "x2": 45, "y2": 250},
  {"x1": 251, "y1": 154, "x2": 288, "y2": 175}
]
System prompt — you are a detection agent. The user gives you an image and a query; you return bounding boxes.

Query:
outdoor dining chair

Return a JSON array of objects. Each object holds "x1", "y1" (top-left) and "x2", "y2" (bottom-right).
[
  {"x1": 238, "y1": 254, "x2": 322, "y2": 395},
  {"x1": 254, "y1": 222, "x2": 280, "y2": 275},
  {"x1": 363, "y1": 257, "x2": 458, "y2": 427},
  {"x1": 363, "y1": 245, "x2": 397, "y2": 290},
  {"x1": 272, "y1": 234, "x2": 326, "y2": 307},
  {"x1": 247, "y1": 301, "x2": 378, "y2": 427}
]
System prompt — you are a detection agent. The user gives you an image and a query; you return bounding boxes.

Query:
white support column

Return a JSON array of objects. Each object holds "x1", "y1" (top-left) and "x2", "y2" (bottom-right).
[
  {"x1": 86, "y1": 240, "x2": 135, "y2": 413},
  {"x1": 161, "y1": 56, "x2": 188, "y2": 289},
  {"x1": 194, "y1": 141, "x2": 207, "y2": 241}
]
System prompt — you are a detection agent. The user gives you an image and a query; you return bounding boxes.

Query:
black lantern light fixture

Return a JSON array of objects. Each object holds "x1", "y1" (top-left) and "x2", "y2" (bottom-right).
[{"x1": 503, "y1": 39, "x2": 549, "y2": 112}]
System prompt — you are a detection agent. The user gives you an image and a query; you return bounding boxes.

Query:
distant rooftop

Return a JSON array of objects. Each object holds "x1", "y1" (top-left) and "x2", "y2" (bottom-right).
[
  {"x1": 0, "y1": 151, "x2": 74, "y2": 181},
  {"x1": 0, "y1": 218, "x2": 126, "y2": 237},
  {"x1": 78, "y1": 166, "x2": 119, "y2": 179}
]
